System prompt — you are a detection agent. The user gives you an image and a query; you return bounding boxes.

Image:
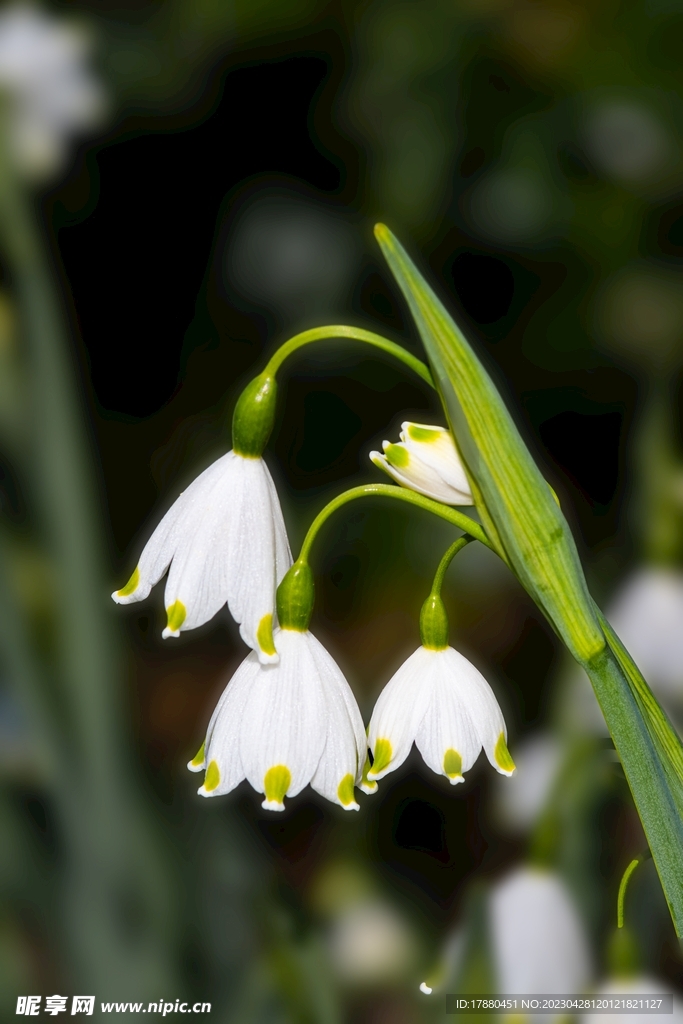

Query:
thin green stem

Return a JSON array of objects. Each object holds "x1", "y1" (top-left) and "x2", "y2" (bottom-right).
[
  {"x1": 263, "y1": 325, "x2": 434, "y2": 387},
  {"x1": 431, "y1": 536, "x2": 473, "y2": 596},
  {"x1": 617, "y1": 855, "x2": 647, "y2": 928},
  {"x1": 298, "y1": 483, "x2": 493, "y2": 564}
]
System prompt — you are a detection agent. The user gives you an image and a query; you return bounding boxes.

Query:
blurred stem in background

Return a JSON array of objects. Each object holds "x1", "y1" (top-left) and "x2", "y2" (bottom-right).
[
  {"x1": 0, "y1": 112, "x2": 177, "y2": 999},
  {"x1": 636, "y1": 375, "x2": 683, "y2": 567}
]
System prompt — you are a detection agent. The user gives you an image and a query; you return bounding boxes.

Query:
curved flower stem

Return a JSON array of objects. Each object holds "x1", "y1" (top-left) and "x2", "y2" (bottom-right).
[
  {"x1": 298, "y1": 483, "x2": 496, "y2": 564},
  {"x1": 430, "y1": 536, "x2": 474, "y2": 596},
  {"x1": 617, "y1": 853, "x2": 650, "y2": 928},
  {"x1": 263, "y1": 325, "x2": 435, "y2": 388}
]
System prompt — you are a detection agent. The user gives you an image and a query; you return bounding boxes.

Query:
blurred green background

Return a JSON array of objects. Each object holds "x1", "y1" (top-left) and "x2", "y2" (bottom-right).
[{"x1": 1, "y1": 0, "x2": 683, "y2": 1020}]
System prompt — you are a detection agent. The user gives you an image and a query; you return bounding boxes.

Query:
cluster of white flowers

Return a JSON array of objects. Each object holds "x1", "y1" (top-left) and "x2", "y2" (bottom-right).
[
  {"x1": 0, "y1": 4, "x2": 104, "y2": 179},
  {"x1": 112, "y1": 417, "x2": 514, "y2": 812}
]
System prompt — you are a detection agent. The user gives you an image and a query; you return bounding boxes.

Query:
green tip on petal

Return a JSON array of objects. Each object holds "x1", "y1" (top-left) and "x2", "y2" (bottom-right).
[
  {"x1": 165, "y1": 599, "x2": 186, "y2": 633},
  {"x1": 384, "y1": 443, "x2": 409, "y2": 469},
  {"x1": 204, "y1": 760, "x2": 220, "y2": 792},
  {"x1": 407, "y1": 425, "x2": 441, "y2": 444},
  {"x1": 337, "y1": 773, "x2": 358, "y2": 808},
  {"x1": 256, "y1": 613, "x2": 277, "y2": 656},
  {"x1": 264, "y1": 764, "x2": 292, "y2": 806},
  {"x1": 368, "y1": 738, "x2": 392, "y2": 778},
  {"x1": 189, "y1": 741, "x2": 205, "y2": 769},
  {"x1": 443, "y1": 748, "x2": 463, "y2": 781},
  {"x1": 494, "y1": 733, "x2": 516, "y2": 774},
  {"x1": 117, "y1": 566, "x2": 140, "y2": 597}
]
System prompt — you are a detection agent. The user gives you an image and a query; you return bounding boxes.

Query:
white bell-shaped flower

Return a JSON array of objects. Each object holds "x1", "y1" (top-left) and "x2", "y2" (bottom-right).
[
  {"x1": 112, "y1": 451, "x2": 292, "y2": 664},
  {"x1": 188, "y1": 626, "x2": 367, "y2": 812},
  {"x1": 369, "y1": 422, "x2": 473, "y2": 505},
  {"x1": 490, "y1": 867, "x2": 592, "y2": 1001},
  {"x1": 0, "y1": 5, "x2": 104, "y2": 179},
  {"x1": 586, "y1": 976, "x2": 683, "y2": 1024},
  {"x1": 492, "y1": 731, "x2": 564, "y2": 834},
  {"x1": 365, "y1": 644, "x2": 514, "y2": 788}
]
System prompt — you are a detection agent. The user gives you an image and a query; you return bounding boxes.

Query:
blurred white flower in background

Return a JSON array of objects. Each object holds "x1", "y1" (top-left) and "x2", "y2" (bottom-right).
[
  {"x1": 0, "y1": 4, "x2": 104, "y2": 179},
  {"x1": 585, "y1": 976, "x2": 683, "y2": 1024},
  {"x1": 327, "y1": 900, "x2": 418, "y2": 985},
  {"x1": 492, "y1": 732, "x2": 563, "y2": 834},
  {"x1": 227, "y1": 198, "x2": 360, "y2": 323},
  {"x1": 490, "y1": 867, "x2": 592, "y2": 1002},
  {"x1": 564, "y1": 567, "x2": 683, "y2": 736},
  {"x1": 606, "y1": 568, "x2": 683, "y2": 706},
  {"x1": 582, "y1": 100, "x2": 673, "y2": 186}
]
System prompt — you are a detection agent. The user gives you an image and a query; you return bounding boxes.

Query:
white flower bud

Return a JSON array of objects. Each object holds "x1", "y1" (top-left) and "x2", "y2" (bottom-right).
[{"x1": 370, "y1": 422, "x2": 473, "y2": 505}]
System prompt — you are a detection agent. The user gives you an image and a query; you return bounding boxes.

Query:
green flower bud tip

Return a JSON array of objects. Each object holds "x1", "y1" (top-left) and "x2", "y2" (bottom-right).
[
  {"x1": 420, "y1": 592, "x2": 449, "y2": 650},
  {"x1": 232, "y1": 373, "x2": 278, "y2": 458},
  {"x1": 607, "y1": 926, "x2": 640, "y2": 978},
  {"x1": 276, "y1": 560, "x2": 315, "y2": 632}
]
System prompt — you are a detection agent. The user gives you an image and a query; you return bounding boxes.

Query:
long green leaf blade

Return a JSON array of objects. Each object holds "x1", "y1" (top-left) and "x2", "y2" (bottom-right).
[{"x1": 584, "y1": 641, "x2": 683, "y2": 935}]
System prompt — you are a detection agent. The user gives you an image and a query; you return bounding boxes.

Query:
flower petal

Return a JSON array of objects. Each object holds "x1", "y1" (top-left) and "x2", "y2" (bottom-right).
[
  {"x1": 239, "y1": 629, "x2": 327, "y2": 810},
  {"x1": 161, "y1": 455, "x2": 292, "y2": 663},
  {"x1": 414, "y1": 647, "x2": 485, "y2": 783},
  {"x1": 228, "y1": 457, "x2": 292, "y2": 660},
  {"x1": 196, "y1": 650, "x2": 260, "y2": 798},
  {"x1": 400, "y1": 422, "x2": 472, "y2": 500},
  {"x1": 451, "y1": 652, "x2": 513, "y2": 776},
  {"x1": 367, "y1": 647, "x2": 437, "y2": 781},
  {"x1": 112, "y1": 453, "x2": 233, "y2": 606},
  {"x1": 370, "y1": 445, "x2": 471, "y2": 506},
  {"x1": 307, "y1": 633, "x2": 366, "y2": 810}
]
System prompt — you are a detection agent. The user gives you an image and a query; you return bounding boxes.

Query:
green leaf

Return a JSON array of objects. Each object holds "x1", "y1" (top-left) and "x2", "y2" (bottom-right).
[
  {"x1": 584, "y1": 625, "x2": 683, "y2": 936},
  {"x1": 374, "y1": 223, "x2": 604, "y2": 664},
  {"x1": 375, "y1": 223, "x2": 683, "y2": 937}
]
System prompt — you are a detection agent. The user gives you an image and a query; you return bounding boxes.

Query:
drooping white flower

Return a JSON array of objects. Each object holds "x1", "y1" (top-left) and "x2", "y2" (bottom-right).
[
  {"x1": 489, "y1": 867, "x2": 592, "y2": 1001},
  {"x1": 369, "y1": 422, "x2": 473, "y2": 505},
  {"x1": 0, "y1": 5, "x2": 104, "y2": 179},
  {"x1": 585, "y1": 976, "x2": 683, "y2": 1024},
  {"x1": 187, "y1": 626, "x2": 367, "y2": 812},
  {"x1": 365, "y1": 645, "x2": 514, "y2": 788},
  {"x1": 112, "y1": 451, "x2": 292, "y2": 664}
]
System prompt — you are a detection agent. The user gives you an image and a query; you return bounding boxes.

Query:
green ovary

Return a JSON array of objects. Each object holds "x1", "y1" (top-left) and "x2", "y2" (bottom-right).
[
  {"x1": 190, "y1": 741, "x2": 205, "y2": 768},
  {"x1": 204, "y1": 760, "x2": 220, "y2": 791},
  {"x1": 117, "y1": 566, "x2": 140, "y2": 597},
  {"x1": 385, "y1": 443, "x2": 409, "y2": 469},
  {"x1": 495, "y1": 733, "x2": 516, "y2": 773},
  {"x1": 370, "y1": 738, "x2": 392, "y2": 776},
  {"x1": 264, "y1": 765, "x2": 292, "y2": 805},
  {"x1": 407, "y1": 425, "x2": 441, "y2": 443},
  {"x1": 166, "y1": 599, "x2": 186, "y2": 632},
  {"x1": 443, "y1": 748, "x2": 463, "y2": 779},
  {"x1": 337, "y1": 774, "x2": 356, "y2": 806},
  {"x1": 257, "y1": 613, "x2": 276, "y2": 655}
]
